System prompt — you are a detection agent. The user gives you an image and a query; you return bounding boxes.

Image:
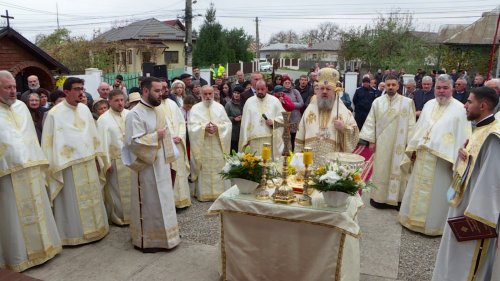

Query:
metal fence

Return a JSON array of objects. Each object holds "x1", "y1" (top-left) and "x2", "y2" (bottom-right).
[{"x1": 102, "y1": 68, "x2": 185, "y2": 92}]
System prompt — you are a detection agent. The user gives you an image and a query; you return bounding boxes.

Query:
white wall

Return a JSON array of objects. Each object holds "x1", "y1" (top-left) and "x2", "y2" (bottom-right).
[{"x1": 70, "y1": 68, "x2": 103, "y2": 99}]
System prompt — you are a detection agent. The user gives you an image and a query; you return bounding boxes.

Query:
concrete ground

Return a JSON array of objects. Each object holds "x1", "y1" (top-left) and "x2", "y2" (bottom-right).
[{"x1": 25, "y1": 193, "x2": 441, "y2": 281}]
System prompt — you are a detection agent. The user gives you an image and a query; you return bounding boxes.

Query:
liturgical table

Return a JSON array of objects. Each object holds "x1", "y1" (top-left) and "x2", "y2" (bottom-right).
[{"x1": 208, "y1": 186, "x2": 364, "y2": 281}]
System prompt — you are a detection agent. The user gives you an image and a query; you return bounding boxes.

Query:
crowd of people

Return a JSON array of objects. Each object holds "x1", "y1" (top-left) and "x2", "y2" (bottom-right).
[{"x1": 1, "y1": 63, "x2": 499, "y2": 280}]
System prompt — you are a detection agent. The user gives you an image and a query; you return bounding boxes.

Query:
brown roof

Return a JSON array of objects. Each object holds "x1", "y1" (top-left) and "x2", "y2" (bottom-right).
[
  {"x1": 443, "y1": 8, "x2": 500, "y2": 45},
  {"x1": 0, "y1": 26, "x2": 70, "y2": 73}
]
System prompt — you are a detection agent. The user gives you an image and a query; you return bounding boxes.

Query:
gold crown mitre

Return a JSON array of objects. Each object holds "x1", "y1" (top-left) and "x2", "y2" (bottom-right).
[{"x1": 318, "y1": 68, "x2": 339, "y2": 86}]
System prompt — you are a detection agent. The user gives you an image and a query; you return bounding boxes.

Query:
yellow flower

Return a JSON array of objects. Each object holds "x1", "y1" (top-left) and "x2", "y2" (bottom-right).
[{"x1": 353, "y1": 173, "x2": 362, "y2": 183}]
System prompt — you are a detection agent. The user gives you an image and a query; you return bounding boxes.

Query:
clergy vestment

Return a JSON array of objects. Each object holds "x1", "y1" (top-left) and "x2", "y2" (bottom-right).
[
  {"x1": 41, "y1": 100, "x2": 109, "y2": 245},
  {"x1": 96, "y1": 108, "x2": 133, "y2": 225},
  {"x1": 188, "y1": 101, "x2": 232, "y2": 201},
  {"x1": 123, "y1": 100, "x2": 181, "y2": 249},
  {"x1": 295, "y1": 95, "x2": 359, "y2": 164},
  {"x1": 0, "y1": 101, "x2": 62, "y2": 272},
  {"x1": 399, "y1": 98, "x2": 471, "y2": 236},
  {"x1": 239, "y1": 94, "x2": 284, "y2": 160},
  {"x1": 432, "y1": 117, "x2": 500, "y2": 281},
  {"x1": 159, "y1": 98, "x2": 191, "y2": 208},
  {"x1": 360, "y1": 94, "x2": 416, "y2": 206}
]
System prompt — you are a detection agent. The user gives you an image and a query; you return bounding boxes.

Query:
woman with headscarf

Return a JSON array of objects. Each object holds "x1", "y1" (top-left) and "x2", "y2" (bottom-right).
[
  {"x1": 27, "y1": 93, "x2": 44, "y2": 143},
  {"x1": 281, "y1": 75, "x2": 303, "y2": 151},
  {"x1": 224, "y1": 85, "x2": 243, "y2": 152}
]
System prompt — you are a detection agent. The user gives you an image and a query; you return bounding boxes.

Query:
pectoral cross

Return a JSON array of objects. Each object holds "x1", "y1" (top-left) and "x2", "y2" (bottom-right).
[
  {"x1": 423, "y1": 130, "x2": 431, "y2": 144},
  {"x1": 274, "y1": 111, "x2": 298, "y2": 157},
  {"x1": 1, "y1": 10, "x2": 14, "y2": 28}
]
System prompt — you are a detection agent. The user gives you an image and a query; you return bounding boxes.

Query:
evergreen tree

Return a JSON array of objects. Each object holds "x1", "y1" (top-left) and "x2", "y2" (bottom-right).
[
  {"x1": 224, "y1": 27, "x2": 253, "y2": 63},
  {"x1": 193, "y1": 3, "x2": 228, "y2": 67}
]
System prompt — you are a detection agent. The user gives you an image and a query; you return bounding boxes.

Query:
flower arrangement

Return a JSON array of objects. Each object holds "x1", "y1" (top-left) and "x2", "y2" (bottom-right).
[
  {"x1": 220, "y1": 149, "x2": 266, "y2": 183},
  {"x1": 311, "y1": 162, "x2": 374, "y2": 196}
]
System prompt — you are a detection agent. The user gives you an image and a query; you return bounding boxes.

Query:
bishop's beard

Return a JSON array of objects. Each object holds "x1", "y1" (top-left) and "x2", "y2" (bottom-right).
[
  {"x1": 317, "y1": 95, "x2": 334, "y2": 111},
  {"x1": 203, "y1": 99, "x2": 213, "y2": 107}
]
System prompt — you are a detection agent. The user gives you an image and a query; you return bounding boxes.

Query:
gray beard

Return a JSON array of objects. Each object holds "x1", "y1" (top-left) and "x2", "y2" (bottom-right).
[
  {"x1": 317, "y1": 96, "x2": 334, "y2": 111},
  {"x1": 29, "y1": 85, "x2": 40, "y2": 91},
  {"x1": 203, "y1": 99, "x2": 213, "y2": 107}
]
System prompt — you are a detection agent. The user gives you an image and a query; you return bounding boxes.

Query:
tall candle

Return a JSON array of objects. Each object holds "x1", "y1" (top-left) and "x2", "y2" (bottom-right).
[
  {"x1": 303, "y1": 147, "x2": 313, "y2": 165},
  {"x1": 262, "y1": 143, "x2": 271, "y2": 161}
]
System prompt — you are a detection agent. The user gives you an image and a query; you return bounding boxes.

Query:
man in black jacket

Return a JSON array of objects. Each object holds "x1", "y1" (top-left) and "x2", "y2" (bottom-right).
[
  {"x1": 452, "y1": 78, "x2": 469, "y2": 104},
  {"x1": 353, "y1": 76, "x2": 377, "y2": 130}
]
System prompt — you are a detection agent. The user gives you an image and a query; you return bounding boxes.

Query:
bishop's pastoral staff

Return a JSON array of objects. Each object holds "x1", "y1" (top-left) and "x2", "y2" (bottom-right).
[
  {"x1": 239, "y1": 79, "x2": 285, "y2": 160},
  {"x1": 360, "y1": 75, "x2": 416, "y2": 209},
  {"x1": 96, "y1": 89, "x2": 133, "y2": 225},
  {"x1": 0, "y1": 70, "x2": 62, "y2": 272},
  {"x1": 399, "y1": 74, "x2": 471, "y2": 236},
  {"x1": 432, "y1": 87, "x2": 500, "y2": 281},
  {"x1": 41, "y1": 77, "x2": 109, "y2": 245},
  {"x1": 188, "y1": 85, "x2": 232, "y2": 201},
  {"x1": 295, "y1": 67, "x2": 359, "y2": 163}
]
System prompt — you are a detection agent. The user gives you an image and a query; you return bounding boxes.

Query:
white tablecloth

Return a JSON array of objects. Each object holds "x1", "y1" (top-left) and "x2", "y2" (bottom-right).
[{"x1": 208, "y1": 186, "x2": 364, "y2": 281}]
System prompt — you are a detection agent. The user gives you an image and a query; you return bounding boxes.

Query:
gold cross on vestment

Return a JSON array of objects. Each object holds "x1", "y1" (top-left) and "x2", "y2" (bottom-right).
[{"x1": 274, "y1": 111, "x2": 298, "y2": 157}]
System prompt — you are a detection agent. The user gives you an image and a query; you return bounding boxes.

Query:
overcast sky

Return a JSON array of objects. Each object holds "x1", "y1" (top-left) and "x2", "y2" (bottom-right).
[{"x1": 2, "y1": 0, "x2": 499, "y2": 43}]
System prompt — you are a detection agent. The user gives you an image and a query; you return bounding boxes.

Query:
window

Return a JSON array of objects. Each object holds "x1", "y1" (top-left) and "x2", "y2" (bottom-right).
[
  {"x1": 120, "y1": 52, "x2": 126, "y2": 64},
  {"x1": 142, "y1": 52, "x2": 152, "y2": 63},
  {"x1": 127, "y1": 50, "x2": 132, "y2": 65},
  {"x1": 164, "y1": 51, "x2": 179, "y2": 64},
  {"x1": 312, "y1": 54, "x2": 317, "y2": 60}
]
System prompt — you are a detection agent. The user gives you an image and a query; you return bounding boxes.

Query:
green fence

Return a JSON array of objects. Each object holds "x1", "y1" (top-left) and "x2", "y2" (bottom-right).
[{"x1": 103, "y1": 68, "x2": 185, "y2": 93}]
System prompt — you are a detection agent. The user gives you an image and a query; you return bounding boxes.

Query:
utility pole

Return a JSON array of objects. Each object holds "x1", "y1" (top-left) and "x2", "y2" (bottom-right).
[
  {"x1": 56, "y1": 3, "x2": 60, "y2": 29},
  {"x1": 255, "y1": 17, "x2": 260, "y2": 59},
  {"x1": 184, "y1": 0, "x2": 193, "y2": 69}
]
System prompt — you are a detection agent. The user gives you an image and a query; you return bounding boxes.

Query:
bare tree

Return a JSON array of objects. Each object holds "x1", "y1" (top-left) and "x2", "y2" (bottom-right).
[
  {"x1": 268, "y1": 30, "x2": 300, "y2": 44},
  {"x1": 301, "y1": 22, "x2": 340, "y2": 44}
]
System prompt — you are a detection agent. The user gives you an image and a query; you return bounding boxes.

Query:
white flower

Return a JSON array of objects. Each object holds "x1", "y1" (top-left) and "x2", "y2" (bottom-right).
[
  {"x1": 319, "y1": 170, "x2": 341, "y2": 184},
  {"x1": 222, "y1": 162, "x2": 231, "y2": 173}
]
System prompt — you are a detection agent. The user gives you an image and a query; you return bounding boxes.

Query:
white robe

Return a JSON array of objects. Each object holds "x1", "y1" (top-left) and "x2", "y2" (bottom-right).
[
  {"x1": 432, "y1": 122, "x2": 500, "y2": 281},
  {"x1": 123, "y1": 100, "x2": 181, "y2": 249},
  {"x1": 239, "y1": 94, "x2": 285, "y2": 160},
  {"x1": 97, "y1": 108, "x2": 133, "y2": 225},
  {"x1": 399, "y1": 98, "x2": 471, "y2": 236},
  {"x1": 41, "y1": 100, "x2": 109, "y2": 245},
  {"x1": 295, "y1": 95, "x2": 359, "y2": 165},
  {"x1": 0, "y1": 101, "x2": 61, "y2": 272},
  {"x1": 188, "y1": 101, "x2": 232, "y2": 201},
  {"x1": 360, "y1": 94, "x2": 416, "y2": 205},
  {"x1": 159, "y1": 99, "x2": 191, "y2": 208}
]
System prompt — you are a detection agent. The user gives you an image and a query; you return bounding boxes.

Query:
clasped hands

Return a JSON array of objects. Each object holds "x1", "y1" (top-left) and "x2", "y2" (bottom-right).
[
  {"x1": 333, "y1": 118, "x2": 345, "y2": 132},
  {"x1": 205, "y1": 122, "x2": 218, "y2": 134},
  {"x1": 458, "y1": 139, "x2": 469, "y2": 161}
]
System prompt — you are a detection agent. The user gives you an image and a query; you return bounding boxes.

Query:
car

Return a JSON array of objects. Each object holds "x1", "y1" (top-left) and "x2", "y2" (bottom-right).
[{"x1": 259, "y1": 62, "x2": 272, "y2": 72}]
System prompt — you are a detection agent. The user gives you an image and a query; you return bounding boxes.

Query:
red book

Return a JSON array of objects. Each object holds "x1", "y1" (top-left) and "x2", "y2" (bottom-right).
[{"x1": 447, "y1": 216, "x2": 497, "y2": 242}]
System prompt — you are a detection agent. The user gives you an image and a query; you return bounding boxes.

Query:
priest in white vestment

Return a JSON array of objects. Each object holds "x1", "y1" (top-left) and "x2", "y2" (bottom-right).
[
  {"x1": 0, "y1": 71, "x2": 62, "y2": 272},
  {"x1": 123, "y1": 77, "x2": 181, "y2": 251},
  {"x1": 433, "y1": 87, "x2": 500, "y2": 281},
  {"x1": 399, "y1": 74, "x2": 471, "y2": 236},
  {"x1": 188, "y1": 85, "x2": 232, "y2": 201},
  {"x1": 360, "y1": 75, "x2": 416, "y2": 208},
  {"x1": 159, "y1": 92, "x2": 191, "y2": 208},
  {"x1": 97, "y1": 89, "x2": 133, "y2": 225},
  {"x1": 239, "y1": 79, "x2": 285, "y2": 160},
  {"x1": 41, "y1": 77, "x2": 109, "y2": 245},
  {"x1": 295, "y1": 67, "x2": 359, "y2": 164}
]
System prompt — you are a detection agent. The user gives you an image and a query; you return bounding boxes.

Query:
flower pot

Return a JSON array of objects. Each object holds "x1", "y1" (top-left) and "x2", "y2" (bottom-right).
[
  {"x1": 231, "y1": 178, "x2": 259, "y2": 194},
  {"x1": 322, "y1": 191, "x2": 350, "y2": 208}
]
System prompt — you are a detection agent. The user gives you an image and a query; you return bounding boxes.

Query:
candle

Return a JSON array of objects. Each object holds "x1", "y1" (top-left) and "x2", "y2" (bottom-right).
[
  {"x1": 262, "y1": 143, "x2": 271, "y2": 161},
  {"x1": 303, "y1": 147, "x2": 313, "y2": 165}
]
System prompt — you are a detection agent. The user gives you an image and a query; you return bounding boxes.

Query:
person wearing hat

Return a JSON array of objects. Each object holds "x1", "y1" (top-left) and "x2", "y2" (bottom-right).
[
  {"x1": 352, "y1": 76, "x2": 378, "y2": 130},
  {"x1": 295, "y1": 68, "x2": 359, "y2": 165},
  {"x1": 179, "y1": 73, "x2": 193, "y2": 96},
  {"x1": 273, "y1": 85, "x2": 294, "y2": 112},
  {"x1": 127, "y1": 92, "x2": 141, "y2": 109},
  {"x1": 113, "y1": 74, "x2": 127, "y2": 96},
  {"x1": 92, "y1": 98, "x2": 109, "y2": 121}
]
